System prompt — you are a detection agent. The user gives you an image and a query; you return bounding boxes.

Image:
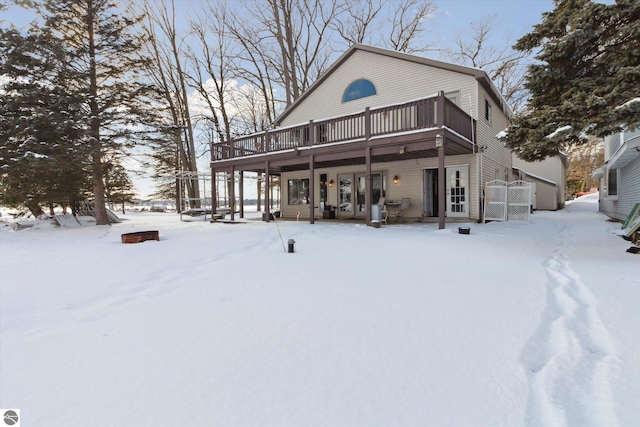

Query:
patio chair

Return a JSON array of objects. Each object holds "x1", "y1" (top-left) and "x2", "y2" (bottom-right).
[
  {"x1": 378, "y1": 197, "x2": 388, "y2": 224},
  {"x1": 391, "y1": 198, "x2": 411, "y2": 222}
]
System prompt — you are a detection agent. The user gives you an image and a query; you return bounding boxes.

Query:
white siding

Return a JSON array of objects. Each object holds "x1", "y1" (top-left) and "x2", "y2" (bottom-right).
[
  {"x1": 603, "y1": 133, "x2": 621, "y2": 160},
  {"x1": 619, "y1": 155, "x2": 640, "y2": 217},
  {"x1": 274, "y1": 48, "x2": 511, "y2": 223},
  {"x1": 279, "y1": 50, "x2": 478, "y2": 127},
  {"x1": 514, "y1": 155, "x2": 567, "y2": 209},
  {"x1": 474, "y1": 85, "x2": 513, "y2": 205},
  {"x1": 601, "y1": 154, "x2": 640, "y2": 221},
  {"x1": 528, "y1": 180, "x2": 557, "y2": 210},
  {"x1": 280, "y1": 154, "x2": 480, "y2": 221}
]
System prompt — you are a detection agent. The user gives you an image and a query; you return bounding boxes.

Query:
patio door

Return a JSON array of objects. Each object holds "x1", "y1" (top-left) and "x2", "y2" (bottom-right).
[
  {"x1": 356, "y1": 173, "x2": 384, "y2": 216},
  {"x1": 338, "y1": 172, "x2": 385, "y2": 218},
  {"x1": 423, "y1": 169, "x2": 439, "y2": 217},
  {"x1": 338, "y1": 175, "x2": 353, "y2": 215},
  {"x1": 446, "y1": 166, "x2": 469, "y2": 218}
]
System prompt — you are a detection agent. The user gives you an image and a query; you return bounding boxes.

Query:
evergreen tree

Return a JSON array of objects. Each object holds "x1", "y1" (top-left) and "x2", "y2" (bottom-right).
[
  {"x1": 502, "y1": 0, "x2": 640, "y2": 161},
  {"x1": 145, "y1": 125, "x2": 179, "y2": 202},
  {"x1": 36, "y1": 0, "x2": 154, "y2": 224},
  {"x1": 104, "y1": 160, "x2": 136, "y2": 213},
  {"x1": 0, "y1": 27, "x2": 90, "y2": 216}
]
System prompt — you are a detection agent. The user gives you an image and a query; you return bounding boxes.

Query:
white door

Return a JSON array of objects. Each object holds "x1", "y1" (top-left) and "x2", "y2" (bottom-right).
[{"x1": 446, "y1": 166, "x2": 469, "y2": 218}]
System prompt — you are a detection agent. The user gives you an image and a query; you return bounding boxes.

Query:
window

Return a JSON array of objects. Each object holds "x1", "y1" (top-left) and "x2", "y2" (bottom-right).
[
  {"x1": 485, "y1": 99, "x2": 492, "y2": 122},
  {"x1": 607, "y1": 168, "x2": 618, "y2": 197},
  {"x1": 343, "y1": 79, "x2": 376, "y2": 102},
  {"x1": 288, "y1": 179, "x2": 309, "y2": 205},
  {"x1": 445, "y1": 91, "x2": 459, "y2": 105}
]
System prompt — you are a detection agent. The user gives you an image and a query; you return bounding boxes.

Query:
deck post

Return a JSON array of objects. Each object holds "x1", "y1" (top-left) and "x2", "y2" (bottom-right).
[
  {"x1": 239, "y1": 170, "x2": 244, "y2": 219},
  {"x1": 366, "y1": 146, "x2": 372, "y2": 225},
  {"x1": 309, "y1": 154, "x2": 315, "y2": 224},
  {"x1": 436, "y1": 91, "x2": 445, "y2": 128},
  {"x1": 365, "y1": 107, "x2": 371, "y2": 140},
  {"x1": 265, "y1": 161, "x2": 270, "y2": 222},
  {"x1": 308, "y1": 120, "x2": 314, "y2": 146},
  {"x1": 211, "y1": 167, "x2": 217, "y2": 214},
  {"x1": 264, "y1": 129, "x2": 269, "y2": 153},
  {"x1": 230, "y1": 165, "x2": 235, "y2": 221},
  {"x1": 437, "y1": 134, "x2": 446, "y2": 229}
]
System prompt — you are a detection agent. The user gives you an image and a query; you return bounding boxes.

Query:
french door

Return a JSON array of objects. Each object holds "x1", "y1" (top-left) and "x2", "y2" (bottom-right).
[
  {"x1": 338, "y1": 172, "x2": 385, "y2": 218},
  {"x1": 446, "y1": 166, "x2": 469, "y2": 218}
]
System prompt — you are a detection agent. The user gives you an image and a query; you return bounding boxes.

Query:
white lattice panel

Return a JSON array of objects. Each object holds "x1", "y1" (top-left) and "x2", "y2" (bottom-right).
[
  {"x1": 484, "y1": 180, "x2": 507, "y2": 222},
  {"x1": 483, "y1": 180, "x2": 531, "y2": 222},
  {"x1": 508, "y1": 180, "x2": 531, "y2": 221}
]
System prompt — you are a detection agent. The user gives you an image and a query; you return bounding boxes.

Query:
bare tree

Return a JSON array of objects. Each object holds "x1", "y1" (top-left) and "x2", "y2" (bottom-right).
[
  {"x1": 140, "y1": 0, "x2": 200, "y2": 209},
  {"x1": 186, "y1": 3, "x2": 235, "y2": 145},
  {"x1": 444, "y1": 15, "x2": 528, "y2": 113},
  {"x1": 565, "y1": 137, "x2": 604, "y2": 196},
  {"x1": 330, "y1": 0, "x2": 385, "y2": 46},
  {"x1": 231, "y1": 0, "x2": 340, "y2": 107},
  {"x1": 223, "y1": 9, "x2": 282, "y2": 127},
  {"x1": 386, "y1": 0, "x2": 436, "y2": 54}
]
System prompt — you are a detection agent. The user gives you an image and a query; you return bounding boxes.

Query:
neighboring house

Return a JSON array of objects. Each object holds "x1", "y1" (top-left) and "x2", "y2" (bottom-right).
[
  {"x1": 211, "y1": 44, "x2": 522, "y2": 226},
  {"x1": 513, "y1": 154, "x2": 567, "y2": 211},
  {"x1": 593, "y1": 127, "x2": 640, "y2": 221}
]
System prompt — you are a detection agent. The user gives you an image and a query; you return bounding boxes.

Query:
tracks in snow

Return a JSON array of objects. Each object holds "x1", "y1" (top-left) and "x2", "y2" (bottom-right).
[{"x1": 520, "y1": 224, "x2": 619, "y2": 427}]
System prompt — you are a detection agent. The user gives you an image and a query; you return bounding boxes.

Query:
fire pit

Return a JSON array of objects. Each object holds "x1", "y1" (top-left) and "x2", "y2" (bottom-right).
[{"x1": 121, "y1": 230, "x2": 160, "y2": 244}]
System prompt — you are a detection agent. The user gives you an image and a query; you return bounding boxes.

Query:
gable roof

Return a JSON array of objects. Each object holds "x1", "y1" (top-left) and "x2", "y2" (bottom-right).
[{"x1": 274, "y1": 44, "x2": 513, "y2": 126}]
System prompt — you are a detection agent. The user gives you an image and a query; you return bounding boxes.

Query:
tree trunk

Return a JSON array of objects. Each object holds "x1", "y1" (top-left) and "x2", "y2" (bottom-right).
[
  {"x1": 87, "y1": 1, "x2": 109, "y2": 225},
  {"x1": 26, "y1": 200, "x2": 45, "y2": 218}
]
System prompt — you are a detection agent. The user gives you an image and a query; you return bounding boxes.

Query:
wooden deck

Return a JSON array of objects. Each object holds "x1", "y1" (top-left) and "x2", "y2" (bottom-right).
[
  {"x1": 210, "y1": 92, "x2": 477, "y2": 227},
  {"x1": 211, "y1": 92, "x2": 475, "y2": 173}
]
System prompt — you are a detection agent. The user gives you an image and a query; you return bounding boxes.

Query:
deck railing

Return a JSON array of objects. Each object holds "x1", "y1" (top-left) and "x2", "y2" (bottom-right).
[{"x1": 213, "y1": 93, "x2": 474, "y2": 161}]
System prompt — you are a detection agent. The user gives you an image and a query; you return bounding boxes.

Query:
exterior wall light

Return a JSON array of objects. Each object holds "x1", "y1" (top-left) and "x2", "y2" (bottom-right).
[
  {"x1": 393, "y1": 175, "x2": 399, "y2": 184},
  {"x1": 329, "y1": 179, "x2": 334, "y2": 187},
  {"x1": 435, "y1": 134, "x2": 443, "y2": 148}
]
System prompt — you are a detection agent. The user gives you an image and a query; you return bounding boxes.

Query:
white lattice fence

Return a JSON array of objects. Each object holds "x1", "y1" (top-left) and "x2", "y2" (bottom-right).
[
  {"x1": 483, "y1": 180, "x2": 531, "y2": 223},
  {"x1": 484, "y1": 180, "x2": 508, "y2": 222},
  {"x1": 508, "y1": 181, "x2": 531, "y2": 221}
]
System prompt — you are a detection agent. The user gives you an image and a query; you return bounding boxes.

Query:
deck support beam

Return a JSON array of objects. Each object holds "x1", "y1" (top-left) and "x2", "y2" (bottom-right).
[
  {"x1": 365, "y1": 146, "x2": 372, "y2": 224},
  {"x1": 438, "y1": 137, "x2": 446, "y2": 230},
  {"x1": 211, "y1": 167, "x2": 217, "y2": 214},
  {"x1": 230, "y1": 165, "x2": 235, "y2": 221},
  {"x1": 239, "y1": 170, "x2": 244, "y2": 218},
  {"x1": 309, "y1": 154, "x2": 315, "y2": 224},
  {"x1": 265, "y1": 161, "x2": 270, "y2": 222}
]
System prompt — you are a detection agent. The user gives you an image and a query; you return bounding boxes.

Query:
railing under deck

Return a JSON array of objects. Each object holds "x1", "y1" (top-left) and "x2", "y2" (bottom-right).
[{"x1": 213, "y1": 92, "x2": 474, "y2": 161}]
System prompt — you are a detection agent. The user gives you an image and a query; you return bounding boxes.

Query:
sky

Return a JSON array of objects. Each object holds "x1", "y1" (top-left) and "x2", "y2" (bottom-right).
[
  {"x1": 1, "y1": 0, "x2": 561, "y2": 199},
  {"x1": 435, "y1": 0, "x2": 554, "y2": 43},
  {"x1": 2, "y1": 194, "x2": 639, "y2": 425}
]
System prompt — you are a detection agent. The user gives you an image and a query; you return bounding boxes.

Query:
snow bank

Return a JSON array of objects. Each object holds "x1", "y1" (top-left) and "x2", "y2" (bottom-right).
[{"x1": 1, "y1": 201, "x2": 639, "y2": 426}]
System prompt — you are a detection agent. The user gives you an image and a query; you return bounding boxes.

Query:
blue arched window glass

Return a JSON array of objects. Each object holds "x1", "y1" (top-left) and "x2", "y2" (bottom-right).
[{"x1": 342, "y1": 79, "x2": 376, "y2": 102}]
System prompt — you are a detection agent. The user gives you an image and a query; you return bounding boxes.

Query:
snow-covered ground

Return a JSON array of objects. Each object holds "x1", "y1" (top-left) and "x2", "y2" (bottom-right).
[{"x1": 1, "y1": 194, "x2": 638, "y2": 426}]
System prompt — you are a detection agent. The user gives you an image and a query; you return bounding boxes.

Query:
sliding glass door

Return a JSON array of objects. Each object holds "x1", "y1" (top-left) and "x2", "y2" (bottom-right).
[
  {"x1": 339, "y1": 172, "x2": 385, "y2": 217},
  {"x1": 339, "y1": 175, "x2": 353, "y2": 214}
]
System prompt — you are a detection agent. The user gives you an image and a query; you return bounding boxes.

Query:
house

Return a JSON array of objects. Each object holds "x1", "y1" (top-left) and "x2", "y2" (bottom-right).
[
  {"x1": 513, "y1": 153, "x2": 567, "y2": 211},
  {"x1": 592, "y1": 127, "x2": 640, "y2": 221},
  {"x1": 211, "y1": 44, "x2": 521, "y2": 226}
]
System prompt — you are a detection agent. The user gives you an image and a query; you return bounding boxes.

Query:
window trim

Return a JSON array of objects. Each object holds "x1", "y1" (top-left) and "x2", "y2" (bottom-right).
[
  {"x1": 606, "y1": 167, "x2": 618, "y2": 199},
  {"x1": 485, "y1": 99, "x2": 492, "y2": 123},
  {"x1": 287, "y1": 178, "x2": 310, "y2": 205}
]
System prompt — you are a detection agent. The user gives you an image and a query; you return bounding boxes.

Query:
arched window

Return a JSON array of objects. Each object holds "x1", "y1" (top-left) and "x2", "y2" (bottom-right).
[{"x1": 342, "y1": 79, "x2": 376, "y2": 102}]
